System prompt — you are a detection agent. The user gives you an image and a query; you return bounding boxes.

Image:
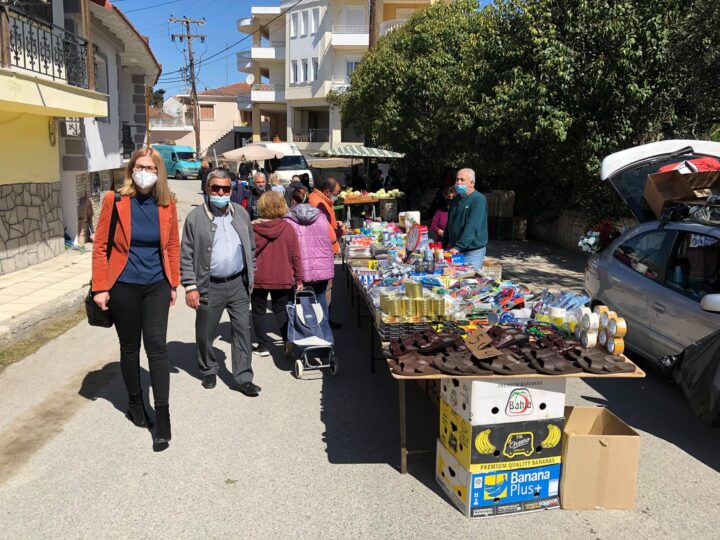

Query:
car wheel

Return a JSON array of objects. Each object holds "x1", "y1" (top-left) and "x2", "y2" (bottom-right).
[{"x1": 174, "y1": 170, "x2": 183, "y2": 180}]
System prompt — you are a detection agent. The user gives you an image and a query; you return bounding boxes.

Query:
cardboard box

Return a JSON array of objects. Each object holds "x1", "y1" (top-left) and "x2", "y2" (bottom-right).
[
  {"x1": 560, "y1": 406, "x2": 640, "y2": 510},
  {"x1": 513, "y1": 217, "x2": 527, "y2": 241},
  {"x1": 644, "y1": 171, "x2": 695, "y2": 217},
  {"x1": 644, "y1": 170, "x2": 720, "y2": 217},
  {"x1": 439, "y1": 400, "x2": 563, "y2": 472},
  {"x1": 440, "y1": 377, "x2": 566, "y2": 425},
  {"x1": 436, "y1": 440, "x2": 561, "y2": 518},
  {"x1": 491, "y1": 190, "x2": 515, "y2": 218}
]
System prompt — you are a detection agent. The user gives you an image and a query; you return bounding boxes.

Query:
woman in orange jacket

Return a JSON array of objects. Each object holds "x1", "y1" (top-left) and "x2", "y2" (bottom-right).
[{"x1": 92, "y1": 147, "x2": 180, "y2": 451}]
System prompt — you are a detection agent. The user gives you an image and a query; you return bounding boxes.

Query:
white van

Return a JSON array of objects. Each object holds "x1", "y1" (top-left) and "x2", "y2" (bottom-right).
[{"x1": 254, "y1": 142, "x2": 313, "y2": 187}]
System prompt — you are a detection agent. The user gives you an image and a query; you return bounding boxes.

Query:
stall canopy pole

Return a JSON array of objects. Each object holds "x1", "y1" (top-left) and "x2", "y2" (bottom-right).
[{"x1": 212, "y1": 149, "x2": 219, "y2": 168}]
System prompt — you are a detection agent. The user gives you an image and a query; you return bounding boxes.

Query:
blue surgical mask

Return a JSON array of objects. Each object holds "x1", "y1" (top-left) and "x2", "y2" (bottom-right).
[
  {"x1": 209, "y1": 195, "x2": 230, "y2": 208},
  {"x1": 455, "y1": 184, "x2": 468, "y2": 195}
]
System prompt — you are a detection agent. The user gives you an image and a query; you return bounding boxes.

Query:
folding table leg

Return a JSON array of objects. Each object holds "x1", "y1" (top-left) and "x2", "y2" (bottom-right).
[{"x1": 399, "y1": 379, "x2": 408, "y2": 474}]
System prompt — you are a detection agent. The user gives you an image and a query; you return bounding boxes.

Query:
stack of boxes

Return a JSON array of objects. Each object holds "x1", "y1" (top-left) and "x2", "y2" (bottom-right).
[{"x1": 435, "y1": 377, "x2": 567, "y2": 517}]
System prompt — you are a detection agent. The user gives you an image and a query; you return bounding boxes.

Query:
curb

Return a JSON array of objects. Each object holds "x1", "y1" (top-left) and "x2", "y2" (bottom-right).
[{"x1": 0, "y1": 287, "x2": 87, "y2": 349}]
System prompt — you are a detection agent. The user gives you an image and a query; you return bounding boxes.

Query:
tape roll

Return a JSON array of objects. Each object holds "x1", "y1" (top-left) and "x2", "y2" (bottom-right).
[
  {"x1": 575, "y1": 306, "x2": 591, "y2": 321},
  {"x1": 598, "y1": 330, "x2": 608, "y2": 347},
  {"x1": 574, "y1": 325, "x2": 584, "y2": 341},
  {"x1": 608, "y1": 317, "x2": 628, "y2": 338},
  {"x1": 582, "y1": 312, "x2": 600, "y2": 331},
  {"x1": 607, "y1": 337, "x2": 625, "y2": 356},
  {"x1": 600, "y1": 310, "x2": 618, "y2": 329},
  {"x1": 593, "y1": 305, "x2": 609, "y2": 316},
  {"x1": 580, "y1": 330, "x2": 598, "y2": 348}
]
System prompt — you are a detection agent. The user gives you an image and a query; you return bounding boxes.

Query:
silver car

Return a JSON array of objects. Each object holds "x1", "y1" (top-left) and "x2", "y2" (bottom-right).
[{"x1": 585, "y1": 140, "x2": 720, "y2": 363}]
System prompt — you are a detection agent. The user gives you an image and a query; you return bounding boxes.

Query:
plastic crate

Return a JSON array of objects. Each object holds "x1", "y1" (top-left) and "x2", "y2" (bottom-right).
[{"x1": 480, "y1": 259, "x2": 502, "y2": 281}]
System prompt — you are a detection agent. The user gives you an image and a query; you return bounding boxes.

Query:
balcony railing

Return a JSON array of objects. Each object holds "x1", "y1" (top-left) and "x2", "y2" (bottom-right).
[
  {"x1": 331, "y1": 76, "x2": 350, "y2": 91},
  {"x1": 332, "y1": 25, "x2": 369, "y2": 34},
  {"x1": 294, "y1": 128, "x2": 329, "y2": 143},
  {"x1": 380, "y1": 19, "x2": 407, "y2": 37},
  {"x1": 5, "y1": 5, "x2": 90, "y2": 88},
  {"x1": 237, "y1": 50, "x2": 252, "y2": 60},
  {"x1": 251, "y1": 83, "x2": 285, "y2": 102},
  {"x1": 149, "y1": 117, "x2": 192, "y2": 129}
]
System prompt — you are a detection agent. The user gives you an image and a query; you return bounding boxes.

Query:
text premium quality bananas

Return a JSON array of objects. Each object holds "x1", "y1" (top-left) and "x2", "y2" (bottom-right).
[
  {"x1": 540, "y1": 424, "x2": 561, "y2": 449},
  {"x1": 474, "y1": 429, "x2": 497, "y2": 455}
]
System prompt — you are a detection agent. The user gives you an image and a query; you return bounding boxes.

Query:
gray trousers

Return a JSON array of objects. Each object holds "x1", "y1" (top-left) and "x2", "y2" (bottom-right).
[{"x1": 195, "y1": 275, "x2": 253, "y2": 384}]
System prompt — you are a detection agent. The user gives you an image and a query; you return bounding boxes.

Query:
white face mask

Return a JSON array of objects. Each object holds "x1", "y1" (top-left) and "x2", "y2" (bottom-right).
[{"x1": 133, "y1": 170, "x2": 158, "y2": 190}]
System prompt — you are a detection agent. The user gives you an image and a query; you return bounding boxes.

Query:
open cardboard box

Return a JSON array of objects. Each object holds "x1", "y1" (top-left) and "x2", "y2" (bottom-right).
[
  {"x1": 560, "y1": 406, "x2": 640, "y2": 510},
  {"x1": 644, "y1": 170, "x2": 720, "y2": 217}
]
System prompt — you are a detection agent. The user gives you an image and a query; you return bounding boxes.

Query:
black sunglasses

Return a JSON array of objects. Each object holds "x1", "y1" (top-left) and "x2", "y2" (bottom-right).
[{"x1": 209, "y1": 184, "x2": 232, "y2": 194}]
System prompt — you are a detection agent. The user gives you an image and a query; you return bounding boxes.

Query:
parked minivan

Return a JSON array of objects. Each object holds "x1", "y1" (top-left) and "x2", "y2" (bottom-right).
[
  {"x1": 152, "y1": 144, "x2": 202, "y2": 180},
  {"x1": 254, "y1": 142, "x2": 313, "y2": 187}
]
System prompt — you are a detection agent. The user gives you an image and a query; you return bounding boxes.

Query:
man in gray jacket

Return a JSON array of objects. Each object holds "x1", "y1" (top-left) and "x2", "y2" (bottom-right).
[{"x1": 181, "y1": 169, "x2": 260, "y2": 396}]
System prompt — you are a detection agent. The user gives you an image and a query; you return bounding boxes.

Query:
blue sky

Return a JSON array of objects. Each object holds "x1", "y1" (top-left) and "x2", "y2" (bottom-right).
[
  {"x1": 117, "y1": 0, "x2": 494, "y2": 96},
  {"x1": 115, "y1": 0, "x2": 268, "y2": 96}
]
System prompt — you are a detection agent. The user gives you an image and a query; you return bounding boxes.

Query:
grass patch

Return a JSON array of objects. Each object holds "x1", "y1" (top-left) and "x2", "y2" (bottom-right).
[{"x1": 0, "y1": 308, "x2": 85, "y2": 374}]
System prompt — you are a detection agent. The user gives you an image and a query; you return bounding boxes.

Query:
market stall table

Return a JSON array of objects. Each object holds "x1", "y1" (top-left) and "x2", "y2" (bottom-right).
[{"x1": 343, "y1": 264, "x2": 647, "y2": 474}]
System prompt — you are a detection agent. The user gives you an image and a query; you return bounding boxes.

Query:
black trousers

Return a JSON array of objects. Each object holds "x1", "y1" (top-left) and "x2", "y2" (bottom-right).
[
  {"x1": 251, "y1": 288, "x2": 291, "y2": 346},
  {"x1": 110, "y1": 280, "x2": 171, "y2": 408}
]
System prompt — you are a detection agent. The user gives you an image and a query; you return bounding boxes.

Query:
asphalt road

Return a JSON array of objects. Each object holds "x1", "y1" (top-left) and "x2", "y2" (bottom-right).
[{"x1": 0, "y1": 179, "x2": 719, "y2": 538}]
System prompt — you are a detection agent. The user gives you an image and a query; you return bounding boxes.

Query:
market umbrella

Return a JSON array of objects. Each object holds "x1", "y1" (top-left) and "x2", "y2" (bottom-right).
[
  {"x1": 306, "y1": 157, "x2": 355, "y2": 169},
  {"x1": 222, "y1": 144, "x2": 284, "y2": 161},
  {"x1": 317, "y1": 145, "x2": 405, "y2": 159}
]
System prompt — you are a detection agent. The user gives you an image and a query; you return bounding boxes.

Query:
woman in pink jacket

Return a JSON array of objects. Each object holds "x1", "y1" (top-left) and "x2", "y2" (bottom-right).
[{"x1": 284, "y1": 183, "x2": 335, "y2": 317}]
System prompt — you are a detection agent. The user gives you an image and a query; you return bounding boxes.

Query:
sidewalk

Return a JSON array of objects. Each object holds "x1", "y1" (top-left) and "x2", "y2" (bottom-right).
[{"x1": 0, "y1": 248, "x2": 91, "y2": 345}]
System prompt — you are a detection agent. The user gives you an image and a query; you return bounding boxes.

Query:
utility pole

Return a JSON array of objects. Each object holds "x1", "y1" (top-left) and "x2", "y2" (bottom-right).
[
  {"x1": 368, "y1": 0, "x2": 377, "y2": 49},
  {"x1": 169, "y1": 16, "x2": 206, "y2": 155}
]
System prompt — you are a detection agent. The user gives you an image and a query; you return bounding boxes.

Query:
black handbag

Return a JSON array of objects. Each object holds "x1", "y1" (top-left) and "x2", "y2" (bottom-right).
[{"x1": 86, "y1": 192, "x2": 120, "y2": 328}]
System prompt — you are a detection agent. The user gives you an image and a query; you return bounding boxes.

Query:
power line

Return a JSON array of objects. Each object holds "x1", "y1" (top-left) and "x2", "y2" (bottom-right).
[
  {"x1": 157, "y1": 0, "x2": 304, "y2": 81},
  {"x1": 125, "y1": 0, "x2": 183, "y2": 14}
]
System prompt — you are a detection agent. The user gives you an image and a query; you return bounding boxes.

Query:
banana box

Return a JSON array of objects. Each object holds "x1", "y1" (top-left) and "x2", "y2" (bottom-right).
[
  {"x1": 440, "y1": 377, "x2": 566, "y2": 425},
  {"x1": 436, "y1": 440, "x2": 561, "y2": 518},
  {"x1": 439, "y1": 399, "x2": 563, "y2": 472}
]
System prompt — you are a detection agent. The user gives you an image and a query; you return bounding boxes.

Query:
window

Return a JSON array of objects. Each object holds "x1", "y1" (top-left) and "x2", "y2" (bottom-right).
[
  {"x1": 347, "y1": 60, "x2": 361, "y2": 77},
  {"x1": 200, "y1": 104, "x2": 214, "y2": 121},
  {"x1": 312, "y1": 57, "x2": 319, "y2": 81},
  {"x1": 666, "y1": 233, "x2": 720, "y2": 300},
  {"x1": 94, "y1": 52, "x2": 109, "y2": 123},
  {"x1": 302, "y1": 59, "x2": 309, "y2": 83},
  {"x1": 301, "y1": 11, "x2": 309, "y2": 36},
  {"x1": 312, "y1": 8, "x2": 320, "y2": 33},
  {"x1": 613, "y1": 230, "x2": 672, "y2": 281},
  {"x1": 291, "y1": 13, "x2": 299, "y2": 38},
  {"x1": 291, "y1": 60, "x2": 298, "y2": 83}
]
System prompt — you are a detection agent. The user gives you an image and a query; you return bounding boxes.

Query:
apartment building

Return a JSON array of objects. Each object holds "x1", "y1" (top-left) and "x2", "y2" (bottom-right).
[
  {"x1": 0, "y1": 0, "x2": 161, "y2": 274},
  {"x1": 151, "y1": 83, "x2": 269, "y2": 156},
  {"x1": 237, "y1": 0, "x2": 433, "y2": 153}
]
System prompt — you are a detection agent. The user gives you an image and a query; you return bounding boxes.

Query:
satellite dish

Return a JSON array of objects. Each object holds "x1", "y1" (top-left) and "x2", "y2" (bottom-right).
[{"x1": 245, "y1": 74, "x2": 255, "y2": 85}]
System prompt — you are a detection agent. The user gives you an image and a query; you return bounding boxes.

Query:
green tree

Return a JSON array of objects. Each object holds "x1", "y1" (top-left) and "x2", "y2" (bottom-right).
[
  {"x1": 334, "y1": 0, "x2": 720, "y2": 222},
  {"x1": 150, "y1": 89, "x2": 166, "y2": 110}
]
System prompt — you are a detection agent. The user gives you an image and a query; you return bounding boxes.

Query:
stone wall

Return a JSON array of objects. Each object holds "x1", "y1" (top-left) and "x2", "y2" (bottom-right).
[
  {"x1": 0, "y1": 182, "x2": 64, "y2": 274},
  {"x1": 529, "y1": 211, "x2": 638, "y2": 253},
  {"x1": 74, "y1": 168, "x2": 124, "y2": 245}
]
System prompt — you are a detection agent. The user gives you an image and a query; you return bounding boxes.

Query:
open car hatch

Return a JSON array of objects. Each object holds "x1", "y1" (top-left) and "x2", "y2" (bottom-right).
[{"x1": 601, "y1": 140, "x2": 720, "y2": 222}]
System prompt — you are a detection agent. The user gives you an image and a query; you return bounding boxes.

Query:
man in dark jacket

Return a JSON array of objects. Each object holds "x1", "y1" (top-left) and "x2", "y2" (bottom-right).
[
  {"x1": 249, "y1": 172, "x2": 268, "y2": 220},
  {"x1": 230, "y1": 180, "x2": 253, "y2": 215},
  {"x1": 442, "y1": 168, "x2": 488, "y2": 270}
]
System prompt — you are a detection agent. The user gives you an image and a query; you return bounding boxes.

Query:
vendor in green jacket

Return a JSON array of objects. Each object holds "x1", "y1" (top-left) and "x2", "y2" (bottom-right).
[{"x1": 442, "y1": 168, "x2": 488, "y2": 270}]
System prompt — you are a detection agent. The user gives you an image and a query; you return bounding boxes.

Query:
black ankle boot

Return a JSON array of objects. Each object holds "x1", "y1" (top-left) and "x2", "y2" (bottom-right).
[
  {"x1": 126, "y1": 393, "x2": 153, "y2": 428},
  {"x1": 153, "y1": 405, "x2": 171, "y2": 451}
]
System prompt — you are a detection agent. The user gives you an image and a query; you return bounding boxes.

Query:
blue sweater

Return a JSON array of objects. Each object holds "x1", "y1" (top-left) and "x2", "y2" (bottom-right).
[
  {"x1": 443, "y1": 191, "x2": 489, "y2": 252},
  {"x1": 118, "y1": 193, "x2": 165, "y2": 285}
]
